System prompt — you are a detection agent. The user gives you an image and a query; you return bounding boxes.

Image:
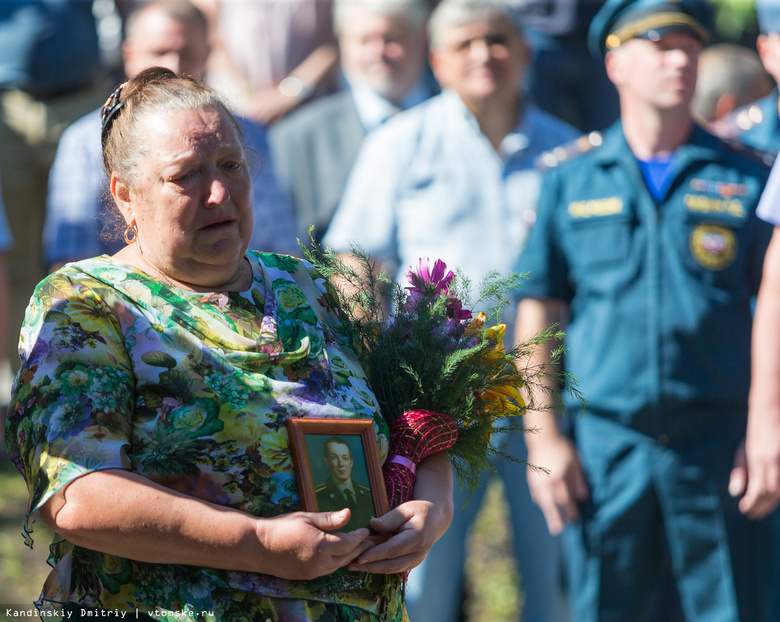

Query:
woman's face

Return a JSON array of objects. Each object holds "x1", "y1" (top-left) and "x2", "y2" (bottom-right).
[{"x1": 116, "y1": 106, "x2": 253, "y2": 287}]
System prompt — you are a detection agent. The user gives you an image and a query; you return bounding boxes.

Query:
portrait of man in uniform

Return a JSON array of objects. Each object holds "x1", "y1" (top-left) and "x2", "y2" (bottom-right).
[
  {"x1": 312, "y1": 435, "x2": 377, "y2": 532},
  {"x1": 286, "y1": 418, "x2": 389, "y2": 534}
]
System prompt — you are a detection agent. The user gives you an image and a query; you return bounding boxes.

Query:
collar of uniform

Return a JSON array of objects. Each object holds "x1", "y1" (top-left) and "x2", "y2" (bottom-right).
[
  {"x1": 593, "y1": 119, "x2": 723, "y2": 169},
  {"x1": 680, "y1": 123, "x2": 737, "y2": 167},
  {"x1": 336, "y1": 482, "x2": 357, "y2": 497},
  {"x1": 589, "y1": 120, "x2": 631, "y2": 165}
]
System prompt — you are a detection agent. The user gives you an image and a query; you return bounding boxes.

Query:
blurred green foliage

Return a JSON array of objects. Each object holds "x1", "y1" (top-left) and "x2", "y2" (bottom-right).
[
  {"x1": 464, "y1": 478, "x2": 522, "y2": 622},
  {"x1": 0, "y1": 448, "x2": 53, "y2": 622},
  {"x1": 711, "y1": 0, "x2": 759, "y2": 46}
]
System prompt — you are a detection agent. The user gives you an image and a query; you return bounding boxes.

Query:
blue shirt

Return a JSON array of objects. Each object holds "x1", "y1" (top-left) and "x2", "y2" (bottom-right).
[
  {"x1": 518, "y1": 122, "x2": 773, "y2": 433},
  {"x1": 736, "y1": 91, "x2": 780, "y2": 156},
  {"x1": 712, "y1": 90, "x2": 780, "y2": 159},
  {"x1": 0, "y1": 0, "x2": 100, "y2": 92},
  {"x1": 324, "y1": 89, "x2": 579, "y2": 290},
  {"x1": 44, "y1": 109, "x2": 299, "y2": 266},
  {"x1": 637, "y1": 153, "x2": 676, "y2": 202}
]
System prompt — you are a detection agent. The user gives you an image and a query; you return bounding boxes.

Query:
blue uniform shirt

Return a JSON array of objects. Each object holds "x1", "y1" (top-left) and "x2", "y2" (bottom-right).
[
  {"x1": 518, "y1": 122, "x2": 772, "y2": 435},
  {"x1": 712, "y1": 90, "x2": 780, "y2": 158}
]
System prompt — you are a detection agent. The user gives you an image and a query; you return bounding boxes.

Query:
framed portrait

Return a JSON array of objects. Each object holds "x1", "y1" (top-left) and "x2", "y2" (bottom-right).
[{"x1": 286, "y1": 418, "x2": 389, "y2": 535}]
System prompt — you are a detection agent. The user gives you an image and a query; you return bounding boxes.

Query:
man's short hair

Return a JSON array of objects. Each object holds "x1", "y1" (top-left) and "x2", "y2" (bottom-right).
[
  {"x1": 333, "y1": 0, "x2": 429, "y2": 38},
  {"x1": 428, "y1": 0, "x2": 523, "y2": 51},
  {"x1": 125, "y1": 0, "x2": 208, "y2": 41},
  {"x1": 323, "y1": 436, "x2": 352, "y2": 458},
  {"x1": 692, "y1": 44, "x2": 771, "y2": 124}
]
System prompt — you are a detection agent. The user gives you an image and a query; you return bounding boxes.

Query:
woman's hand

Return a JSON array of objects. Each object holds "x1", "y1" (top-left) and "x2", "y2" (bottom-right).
[
  {"x1": 346, "y1": 498, "x2": 449, "y2": 574},
  {"x1": 39, "y1": 469, "x2": 374, "y2": 581},
  {"x1": 347, "y1": 452, "x2": 453, "y2": 574},
  {"x1": 256, "y1": 509, "x2": 375, "y2": 580}
]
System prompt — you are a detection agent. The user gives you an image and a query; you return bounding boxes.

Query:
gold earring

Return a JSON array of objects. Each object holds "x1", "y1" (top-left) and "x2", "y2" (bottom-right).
[{"x1": 124, "y1": 226, "x2": 138, "y2": 245}]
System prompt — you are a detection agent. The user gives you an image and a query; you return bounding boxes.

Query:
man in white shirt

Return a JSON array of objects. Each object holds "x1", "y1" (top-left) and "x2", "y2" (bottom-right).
[
  {"x1": 324, "y1": 1, "x2": 578, "y2": 620},
  {"x1": 269, "y1": 0, "x2": 434, "y2": 243}
]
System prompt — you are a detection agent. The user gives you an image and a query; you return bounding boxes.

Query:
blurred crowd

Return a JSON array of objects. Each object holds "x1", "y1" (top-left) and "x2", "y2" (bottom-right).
[{"x1": 3, "y1": 0, "x2": 780, "y2": 620}]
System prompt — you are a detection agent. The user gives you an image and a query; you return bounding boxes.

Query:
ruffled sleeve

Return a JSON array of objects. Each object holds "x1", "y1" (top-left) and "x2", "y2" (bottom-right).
[{"x1": 4, "y1": 270, "x2": 135, "y2": 545}]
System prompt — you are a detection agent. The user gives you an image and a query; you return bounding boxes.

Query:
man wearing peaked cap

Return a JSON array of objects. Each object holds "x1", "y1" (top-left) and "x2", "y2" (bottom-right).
[
  {"x1": 515, "y1": 0, "x2": 774, "y2": 620},
  {"x1": 588, "y1": 0, "x2": 712, "y2": 58}
]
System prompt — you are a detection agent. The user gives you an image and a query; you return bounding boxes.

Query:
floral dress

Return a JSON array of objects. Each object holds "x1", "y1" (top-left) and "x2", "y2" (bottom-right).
[{"x1": 4, "y1": 251, "x2": 405, "y2": 621}]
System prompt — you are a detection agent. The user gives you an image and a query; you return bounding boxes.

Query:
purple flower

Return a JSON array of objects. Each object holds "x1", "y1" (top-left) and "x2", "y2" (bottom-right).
[
  {"x1": 446, "y1": 296, "x2": 472, "y2": 320},
  {"x1": 405, "y1": 257, "x2": 472, "y2": 320},
  {"x1": 405, "y1": 258, "x2": 455, "y2": 300}
]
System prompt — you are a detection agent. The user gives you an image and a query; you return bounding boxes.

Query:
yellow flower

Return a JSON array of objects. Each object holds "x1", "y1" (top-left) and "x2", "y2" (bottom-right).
[
  {"x1": 483, "y1": 381, "x2": 525, "y2": 413},
  {"x1": 215, "y1": 406, "x2": 265, "y2": 444},
  {"x1": 375, "y1": 431, "x2": 389, "y2": 462},
  {"x1": 275, "y1": 283, "x2": 308, "y2": 313},
  {"x1": 66, "y1": 294, "x2": 113, "y2": 332},
  {"x1": 464, "y1": 312, "x2": 486, "y2": 336},
  {"x1": 485, "y1": 323, "x2": 507, "y2": 344},
  {"x1": 171, "y1": 404, "x2": 207, "y2": 430},
  {"x1": 257, "y1": 427, "x2": 292, "y2": 471},
  {"x1": 124, "y1": 280, "x2": 154, "y2": 304},
  {"x1": 103, "y1": 555, "x2": 122, "y2": 574},
  {"x1": 465, "y1": 313, "x2": 508, "y2": 362},
  {"x1": 483, "y1": 323, "x2": 508, "y2": 363},
  {"x1": 328, "y1": 351, "x2": 352, "y2": 385},
  {"x1": 348, "y1": 376, "x2": 379, "y2": 409}
]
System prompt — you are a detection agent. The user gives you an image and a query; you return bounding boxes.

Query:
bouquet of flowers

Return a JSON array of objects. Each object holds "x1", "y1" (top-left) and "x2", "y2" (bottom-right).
[{"x1": 305, "y1": 241, "x2": 580, "y2": 506}]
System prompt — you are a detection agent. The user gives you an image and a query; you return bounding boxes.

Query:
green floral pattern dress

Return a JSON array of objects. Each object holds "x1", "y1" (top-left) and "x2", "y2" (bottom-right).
[{"x1": 4, "y1": 251, "x2": 405, "y2": 621}]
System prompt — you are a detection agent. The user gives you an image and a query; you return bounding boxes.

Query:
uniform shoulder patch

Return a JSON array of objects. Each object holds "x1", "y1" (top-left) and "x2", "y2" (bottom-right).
[
  {"x1": 709, "y1": 103, "x2": 766, "y2": 140},
  {"x1": 536, "y1": 132, "x2": 604, "y2": 171},
  {"x1": 717, "y1": 136, "x2": 775, "y2": 168}
]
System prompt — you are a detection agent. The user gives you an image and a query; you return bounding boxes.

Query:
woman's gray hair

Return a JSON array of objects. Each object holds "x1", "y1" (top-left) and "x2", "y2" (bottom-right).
[
  {"x1": 100, "y1": 67, "x2": 246, "y2": 242},
  {"x1": 428, "y1": 0, "x2": 523, "y2": 50},
  {"x1": 333, "y1": 0, "x2": 429, "y2": 37}
]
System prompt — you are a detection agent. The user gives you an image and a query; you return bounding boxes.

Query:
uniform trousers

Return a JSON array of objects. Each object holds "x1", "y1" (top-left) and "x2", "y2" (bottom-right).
[{"x1": 565, "y1": 412, "x2": 770, "y2": 622}]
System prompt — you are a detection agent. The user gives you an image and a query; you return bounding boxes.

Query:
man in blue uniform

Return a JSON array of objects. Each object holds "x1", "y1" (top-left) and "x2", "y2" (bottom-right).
[{"x1": 516, "y1": 0, "x2": 774, "y2": 620}]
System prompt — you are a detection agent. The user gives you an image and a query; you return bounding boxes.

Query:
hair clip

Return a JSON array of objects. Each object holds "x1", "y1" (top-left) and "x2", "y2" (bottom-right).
[{"x1": 100, "y1": 81, "x2": 128, "y2": 148}]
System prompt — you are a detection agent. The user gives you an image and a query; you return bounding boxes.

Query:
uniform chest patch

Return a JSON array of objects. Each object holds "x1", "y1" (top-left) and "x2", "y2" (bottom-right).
[
  {"x1": 683, "y1": 194, "x2": 746, "y2": 218},
  {"x1": 690, "y1": 224, "x2": 737, "y2": 271},
  {"x1": 568, "y1": 197, "x2": 623, "y2": 218}
]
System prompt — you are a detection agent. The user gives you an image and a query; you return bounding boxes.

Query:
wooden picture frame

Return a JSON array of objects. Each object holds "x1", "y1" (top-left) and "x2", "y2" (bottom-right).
[{"x1": 286, "y1": 418, "x2": 389, "y2": 536}]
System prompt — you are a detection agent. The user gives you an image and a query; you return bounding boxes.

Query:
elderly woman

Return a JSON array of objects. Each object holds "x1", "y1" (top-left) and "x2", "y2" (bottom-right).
[{"x1": 4, "y1": 67, "x2": 453, "y2": 621}]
